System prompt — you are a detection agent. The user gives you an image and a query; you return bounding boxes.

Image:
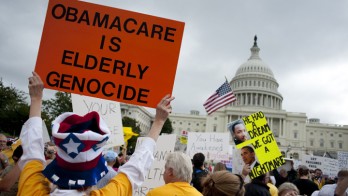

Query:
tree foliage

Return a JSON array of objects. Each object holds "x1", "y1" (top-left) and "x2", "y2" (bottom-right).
[
  {"x1": 0, "y1": 80, "x2": 171, "y2": 146},
  {"x1": 0, "y1": 79, "x2": 30, "y2": 136},
  {"x1": 42, "y1": 92, "x2": 72, "y2": 131},
  {"x1": 160, "y1": 118, "x2": 173, "y2": 134}
]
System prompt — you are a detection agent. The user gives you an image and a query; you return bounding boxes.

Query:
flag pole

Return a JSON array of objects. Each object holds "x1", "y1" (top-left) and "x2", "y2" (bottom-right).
[{"x1": 225, "y1": 76, "x2": 232, "y2": 89}]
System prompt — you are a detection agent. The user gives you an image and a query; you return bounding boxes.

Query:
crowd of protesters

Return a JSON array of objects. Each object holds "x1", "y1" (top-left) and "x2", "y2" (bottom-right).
[{"x1": 0, "y1": 72, "x2": 346, "y2": 196}]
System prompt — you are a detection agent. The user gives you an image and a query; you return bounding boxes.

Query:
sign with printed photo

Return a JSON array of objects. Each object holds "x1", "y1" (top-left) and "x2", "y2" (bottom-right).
[
  {"x1": 230, "y1": 111, "x2": 285, "y2": 179},
  {"x1": 228, "y1": 119, "x2": 250, "y2": 145}
]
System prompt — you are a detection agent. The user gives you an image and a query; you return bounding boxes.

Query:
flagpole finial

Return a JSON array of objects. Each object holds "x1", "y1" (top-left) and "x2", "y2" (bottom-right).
[{"x1": 253, "y1": 35, "x2": 258, "y2": 47}]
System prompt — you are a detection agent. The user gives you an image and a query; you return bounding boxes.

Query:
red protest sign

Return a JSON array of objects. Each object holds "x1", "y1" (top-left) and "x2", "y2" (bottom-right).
[{"x1": 35, "y1": 0, "x2": 185, "y2": 108}]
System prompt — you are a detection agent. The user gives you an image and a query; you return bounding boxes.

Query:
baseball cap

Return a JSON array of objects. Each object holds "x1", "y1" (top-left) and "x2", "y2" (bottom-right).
[{"x1": 104, "y1": 151, "x2": 118, "y2": 162}]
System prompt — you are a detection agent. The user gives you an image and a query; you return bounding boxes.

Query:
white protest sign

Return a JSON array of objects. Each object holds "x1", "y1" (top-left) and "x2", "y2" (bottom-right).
[
  {"x1": 72, "y1": 94, "x2": 124, "y2": 148},
  {"x1": 42, "y1": 120, "x2": 51, "y2": 143},
  {"x1": 277, "y1": 158, "x2": 293, "y2": 171},
  {"x1": 186, "y1": 132, "x2": 229, "y2": 161},
  {"x1": 338, "y1": 151, "x2": 348, "y2": 170},
  {"x1": 293, "y1": 159, "x2": 302, "y2": 170},
  {"x1": 324, "y1": 158, "x2": 339, "y2": 178},
  {"x1": 133, "y1": 134, "x2": 176, "y2": 196},
  {"x1": 302, "y1": 155, "x2": 339, "y2": 178},
  {"x1": 302, "y1": 155, "x2": 324, "y2": 170},
  {"x1": 232, "y1": 148, "x2": 243, "y2": 175}
]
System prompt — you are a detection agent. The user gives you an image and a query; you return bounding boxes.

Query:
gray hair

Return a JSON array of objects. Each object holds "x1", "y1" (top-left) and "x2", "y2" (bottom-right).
[
  {"x1": 278, "y1": 182, "x2": 299, "y2": 196},
  {"x1": 0, "y1": 134, "x2": 6, "y2": 139},
  {"x1": 165, "y1": 152, "x2": 193, "y2": 182}
]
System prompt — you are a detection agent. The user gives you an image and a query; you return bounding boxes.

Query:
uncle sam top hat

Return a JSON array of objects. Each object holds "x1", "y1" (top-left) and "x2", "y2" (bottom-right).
[{"x1": 42, "y1": 111, "x2": 110, "y2": 189}]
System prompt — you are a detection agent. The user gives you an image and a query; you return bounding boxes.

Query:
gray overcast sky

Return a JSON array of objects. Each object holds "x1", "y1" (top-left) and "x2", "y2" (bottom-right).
[{"x1": 1, "y1": 0, "x2": 348, "y2": 125}]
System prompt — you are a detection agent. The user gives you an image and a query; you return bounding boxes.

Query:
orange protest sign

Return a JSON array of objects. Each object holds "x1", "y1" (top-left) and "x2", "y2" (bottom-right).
[{"x1": 35, "y1": 0, "x2": 185, "y2": 108}]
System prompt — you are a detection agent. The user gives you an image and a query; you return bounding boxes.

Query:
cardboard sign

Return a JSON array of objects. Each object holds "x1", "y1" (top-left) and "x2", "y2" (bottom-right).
[
  {"x1": 338, "y1": 151, "x2": 348, "y2": 170},
  {"x1": 276, "y1": 158, "x2": 297, "y2": 172},
  {"x1": 235, "y1": 111, "x2": 285, "y2": 179},
  {"x1": 186, "y1": 132, "x2": 229, "y2": 161},
  {"x1": 324, "y1": 158, "x2": 339, "y2": 178},
  {"x1": 302, "y1": 155, "x2": 339, "y2": 178},
  {"x1": 35, "y1": 0, "x2": 185, "y2": 108},
  {"x1": 71, "y1": 94, "x2": 124, "y2": 148},
  {"x1": 134, "y1": 134, "x2": 176, "y2": 196},
  {"x1": 42, "y1": 120, "x2": 51, "y2": 143},
  {"x1": 232, "y1": 148, "x2": 244, "y2": 174}
]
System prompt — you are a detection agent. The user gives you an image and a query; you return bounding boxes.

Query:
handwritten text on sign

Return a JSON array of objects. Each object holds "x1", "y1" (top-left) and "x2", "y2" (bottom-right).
[
  {"x1": 134, "y1": 134, "x2": 176, "y2": 196},
  {"x1": 238, "y1": 111, "x2": 285, "y2": 179},
  {"x1": 338, "y1": 151, "x2": 348, "y2": 170},
  {"x1": 302, "y1": 155, "x2": 339, "y2": 178},
  {"x1": 35, "y1": 0, "x2": 185, "y2": 108},
  {"x1": 72, "y1": 94, "x2": 124, "y2": 148},
  {"x1": 186, "y1": 132, "x2": 229, "y2": 161}
]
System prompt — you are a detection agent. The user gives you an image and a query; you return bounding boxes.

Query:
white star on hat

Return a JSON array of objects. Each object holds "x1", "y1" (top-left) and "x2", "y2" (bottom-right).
[{"x1": 63, "y1": 138, "x2": 81, "y2": 154}]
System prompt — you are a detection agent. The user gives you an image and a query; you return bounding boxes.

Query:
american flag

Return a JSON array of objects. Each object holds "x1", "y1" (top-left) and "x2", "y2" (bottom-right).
[{"x1": 203, "y1": 81, "x2": 236, "y2": 115}]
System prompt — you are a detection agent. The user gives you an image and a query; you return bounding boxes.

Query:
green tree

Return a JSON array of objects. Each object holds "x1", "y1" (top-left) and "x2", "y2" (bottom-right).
[
  {"x1": 160, "y1": 118, "x2": 173, "y2": 134},
  {"x1": 122, "y1": 116, "x2": 141, "y2": 155},
  {"x1": 0, "y1": 79, "x2": 30, "y2": 136},
  {"x1": 43, "y1": 92, "x2": 72, "y2": 132}
]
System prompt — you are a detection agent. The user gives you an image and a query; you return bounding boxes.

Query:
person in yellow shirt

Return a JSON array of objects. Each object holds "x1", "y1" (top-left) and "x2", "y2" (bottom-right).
[
  {"x1": 147, "y1": 152, "x2": 202, "y2": 196},
  {"x1": 0, "y1": 135, "x2": 8, "y2": 152},
  {"x1": 265, "y1": 172, "x2": 278, "y2": 196},
  {"x1": 313, "y1": 168, "x2": 325, "y2": 189},
  {"x1": 0, "y1": 134, "x2": 10, "y2": 169},
  {"x1": 17, "y1": 71, "x2": 174, "y2": 196}
]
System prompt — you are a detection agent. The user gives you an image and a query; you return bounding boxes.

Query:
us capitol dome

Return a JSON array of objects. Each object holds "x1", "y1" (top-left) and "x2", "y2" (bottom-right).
[
  {"x1": 230, "y1": 36, "x2": 283, "y2": 111},
  {"x1": 121, "y1": 36, "x2": 348, "y2": 162}
]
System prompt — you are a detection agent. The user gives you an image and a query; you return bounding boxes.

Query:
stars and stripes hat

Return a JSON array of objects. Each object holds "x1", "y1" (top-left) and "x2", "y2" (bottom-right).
[{"x1": 42, "y1": 111, "x2": 110, "y2": 189}]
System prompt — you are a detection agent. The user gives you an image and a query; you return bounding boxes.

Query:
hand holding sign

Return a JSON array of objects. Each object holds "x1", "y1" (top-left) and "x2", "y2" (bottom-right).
[
  {"x1": 242, "y1": 164, "x2": 251, "y2": 177},
  {"x1": 231, "y1": 111, "x2": 285, "y2": 179}
]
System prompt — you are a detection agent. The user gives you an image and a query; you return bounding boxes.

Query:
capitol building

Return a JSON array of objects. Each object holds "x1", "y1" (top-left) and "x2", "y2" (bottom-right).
[{"x1": 121, "y1": 37, "x2": 348, "y2": 161}]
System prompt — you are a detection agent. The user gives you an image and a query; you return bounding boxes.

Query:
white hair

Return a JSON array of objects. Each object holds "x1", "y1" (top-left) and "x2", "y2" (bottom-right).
[
  {"x1": 165, "y1": 152, "x2": 193, "y2": 182},
  {"x1": 0, "y1": 134, "x2": 6, "y2": 139}
]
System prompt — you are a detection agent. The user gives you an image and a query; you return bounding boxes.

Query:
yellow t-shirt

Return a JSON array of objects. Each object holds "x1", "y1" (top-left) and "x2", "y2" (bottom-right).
[
  {"x1": 18, "y1": 160, "x2": 133, "y2": 196},
  {"x1": 147, "y1": 182, "x2": 203, "y2": 196},
  {"x1": 2, "y1": 140, "x2": 21, "y2": 165},
  {"x1": 313, "y1": 178, "x2": 325, "y2": 189},
  {"x1": 267, "y1": 183, "x2": 279, "y2": 196},
  {"x1": 90, "y1": 173, "x2": 132, "y2": 196},
  {"x1": 17, "y1": 160, "x2": 50, "y2": 196}
]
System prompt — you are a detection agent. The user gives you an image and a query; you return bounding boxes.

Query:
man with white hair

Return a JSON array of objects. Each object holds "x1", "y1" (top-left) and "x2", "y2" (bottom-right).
[
  {"x1": 0, "y1": 134, "x2": 7, "y2": 152},
  {"x1": 0, "y1": 134, "x2": 9, "y2": 171},
  {"x1": 147, "y1": 152, "x2": 202, "y2": 195}
]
